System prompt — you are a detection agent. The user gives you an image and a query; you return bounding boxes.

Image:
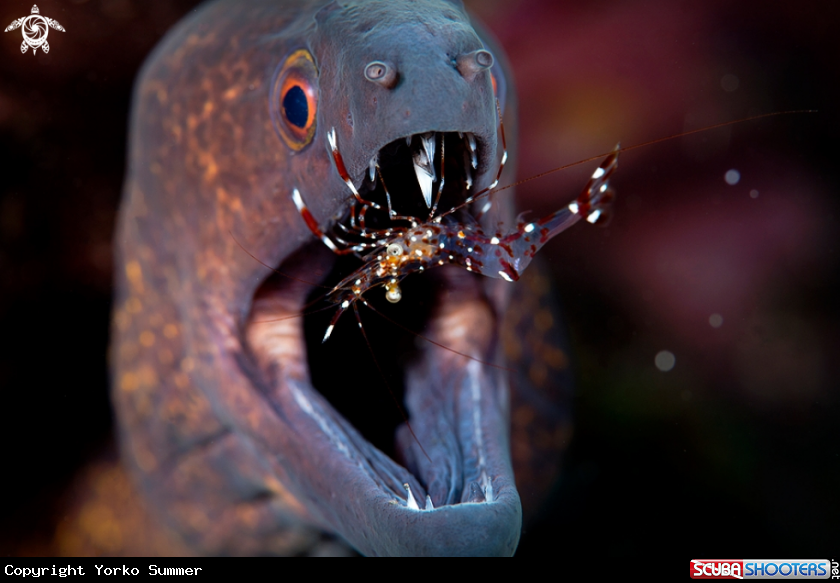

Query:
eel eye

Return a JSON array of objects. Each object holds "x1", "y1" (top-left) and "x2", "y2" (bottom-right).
[{"x1": 272, "y1": 49, "x2": 318, "y2": 151}]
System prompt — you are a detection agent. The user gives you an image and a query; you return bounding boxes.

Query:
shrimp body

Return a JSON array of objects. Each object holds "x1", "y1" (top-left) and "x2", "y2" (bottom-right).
[{"x1": 319, "y1": 145, "x2": 619, "y2": 340}]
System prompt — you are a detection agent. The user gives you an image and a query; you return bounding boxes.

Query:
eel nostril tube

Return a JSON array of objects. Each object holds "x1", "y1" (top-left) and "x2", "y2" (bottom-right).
[
  {"x1": 364, "y1": 60, "x2": 398, "y2": 89},
  {"x1": 456, "y1": 49, "x2": 494, "y2": 82}
]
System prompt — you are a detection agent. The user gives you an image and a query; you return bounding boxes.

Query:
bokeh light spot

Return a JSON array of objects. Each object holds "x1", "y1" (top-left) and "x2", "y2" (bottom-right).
[
  {"x1": 655, "y1": 350, "x2": 676, "y2": 372},
  {"x1": 725, "y1": 169, "x2": 741, "y2": 185}
]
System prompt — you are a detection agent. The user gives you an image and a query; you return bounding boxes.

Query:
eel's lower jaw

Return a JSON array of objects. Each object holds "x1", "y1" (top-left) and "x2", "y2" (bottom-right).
[{"x1": 243, "y1": 249, "x2": 521, "y2": 556}]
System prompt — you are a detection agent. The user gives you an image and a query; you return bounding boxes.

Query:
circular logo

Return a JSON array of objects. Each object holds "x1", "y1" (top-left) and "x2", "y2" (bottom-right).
[
  {"x1": 5, "y1": 6, "x2": 65, "y2": 55},
  {"x1": 22, "y1": 15, "x2": 48, "y2": 49}
]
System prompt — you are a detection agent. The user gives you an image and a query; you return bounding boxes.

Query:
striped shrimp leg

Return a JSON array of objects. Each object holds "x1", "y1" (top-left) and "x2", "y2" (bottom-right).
[{"x1": 458, "y1": 146, "x2": 620, "y2": 283}]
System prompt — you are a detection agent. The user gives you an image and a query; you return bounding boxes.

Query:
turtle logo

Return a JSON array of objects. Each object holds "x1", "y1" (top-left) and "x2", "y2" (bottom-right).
[{"x1": 4, "y1": 5, "x2": 65, "y2": 55}]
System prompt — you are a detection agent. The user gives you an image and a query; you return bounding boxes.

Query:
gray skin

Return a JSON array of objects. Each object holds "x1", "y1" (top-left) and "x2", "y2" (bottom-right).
[{"x1": 113, "y1": 0, "x2": 537, "y2": 556}]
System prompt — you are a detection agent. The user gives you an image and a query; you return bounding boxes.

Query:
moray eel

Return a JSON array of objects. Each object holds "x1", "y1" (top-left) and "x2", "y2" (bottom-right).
[{"x1": 113, "y1": 0, "x2": 571, "y2": 556}]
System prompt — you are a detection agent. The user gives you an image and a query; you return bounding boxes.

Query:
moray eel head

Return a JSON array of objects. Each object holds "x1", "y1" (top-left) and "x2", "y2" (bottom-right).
[{"x1": 114, "y1": 0, "x2": 522, "y2": 556}]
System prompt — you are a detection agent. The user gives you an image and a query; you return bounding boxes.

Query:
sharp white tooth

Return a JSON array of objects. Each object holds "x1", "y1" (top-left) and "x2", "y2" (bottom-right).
[
  {"x1": 406, "y1": 135, "x2": 412, "y2": 146},
  {"x1": 369, "y1": 156, "x2": 377, "y2": 182},
  {"x1": 464, "y1": 149, "x2": 473, "y2": 190},
  {"x1": 425, "y1": 495, "x2": 435, "y2": 510},
  {"x1": 420, "y1": 132, "x2": 436, "y2": 182},
  {"x1": 458, "y1": 131, "x2": 464, "y2": 139},
  {"x1": 466, "y1": 133, "x2": 478, "y2": 169},
  {"x1": 413, "y1": 158, "x2": 434, "y2": 207},
  {"x1": 412, "y1": 132, "x2": 436, "y2": 207},
  {"x1": 404, "y1": 483, "x2": 420, "y2": 511}
]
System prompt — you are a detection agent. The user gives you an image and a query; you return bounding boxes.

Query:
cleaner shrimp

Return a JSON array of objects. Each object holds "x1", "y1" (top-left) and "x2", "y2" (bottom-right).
[{"x1": 292, "y1": 105, "x2": 617, "y2": 342}]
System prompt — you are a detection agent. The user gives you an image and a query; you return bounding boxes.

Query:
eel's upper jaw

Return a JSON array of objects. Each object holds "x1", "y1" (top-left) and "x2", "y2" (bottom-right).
[
  {"x1": 241, "y1": 131, "x2": 521, "y2": 556},
  {"x1": 358, "y1": 131, "x2": 488, "y2": 217}
]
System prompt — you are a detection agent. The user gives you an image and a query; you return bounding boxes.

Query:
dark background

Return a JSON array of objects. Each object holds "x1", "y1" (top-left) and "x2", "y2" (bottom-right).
[{"x1": 1, "y1": 0, "x2": 837, "y2": 557}]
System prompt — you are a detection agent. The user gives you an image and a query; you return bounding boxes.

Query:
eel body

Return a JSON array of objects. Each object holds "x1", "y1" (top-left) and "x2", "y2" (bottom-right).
[{"x1": 113, "y1": 0, "x2": 571, "y2": 556}]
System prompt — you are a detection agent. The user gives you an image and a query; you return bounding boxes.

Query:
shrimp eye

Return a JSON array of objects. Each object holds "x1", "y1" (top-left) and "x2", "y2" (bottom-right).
[
  {"x1": 272, "y1": 49, "x2": 318, "y2": 151},
  {"x1": 386, "y1": 243, "x2": 403, "y2": 257}
]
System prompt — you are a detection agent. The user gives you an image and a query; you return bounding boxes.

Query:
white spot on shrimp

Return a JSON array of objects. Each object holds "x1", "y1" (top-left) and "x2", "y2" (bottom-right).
[
  {"x1": 490, "y1": 236, "x2": 500, "y2": 245},
  {"x1": 524, "y1": 223, "x2": 535, "y2": 233}
]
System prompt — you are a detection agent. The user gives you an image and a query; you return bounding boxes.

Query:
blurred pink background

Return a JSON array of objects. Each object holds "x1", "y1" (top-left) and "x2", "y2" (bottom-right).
[{"x1": 468, "y1": 0, "x2": 838, "y2": 555}]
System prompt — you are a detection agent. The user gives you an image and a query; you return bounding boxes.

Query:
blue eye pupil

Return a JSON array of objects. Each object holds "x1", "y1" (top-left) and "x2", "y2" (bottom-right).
[{"x1": 283, "y1": 85, "x2": 308, "y2": 128}]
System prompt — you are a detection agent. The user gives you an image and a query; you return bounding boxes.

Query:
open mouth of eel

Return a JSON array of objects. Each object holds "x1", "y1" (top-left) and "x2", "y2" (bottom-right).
[{"x1": 242, "y1": 130, "x2": 519, "y2": 542}]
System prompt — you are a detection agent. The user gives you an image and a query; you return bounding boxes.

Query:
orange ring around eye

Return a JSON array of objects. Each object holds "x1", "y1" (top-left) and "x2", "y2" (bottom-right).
[{"x1": 273, "y1": 49, "x2": 318, "y2": 151}]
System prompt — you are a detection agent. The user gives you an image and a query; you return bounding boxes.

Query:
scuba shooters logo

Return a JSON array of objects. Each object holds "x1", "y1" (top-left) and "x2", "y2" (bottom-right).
[
  {"x1": 690, "y1": 559, "x2": 838, "y2": 579},
  {"x1": 4, "y1": 5, "x2": 65, "y2": 55}
]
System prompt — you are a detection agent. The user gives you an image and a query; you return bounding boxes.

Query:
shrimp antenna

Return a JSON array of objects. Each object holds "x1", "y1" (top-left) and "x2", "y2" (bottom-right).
[
  {"x1": 353, "y1": 302, "x2": 433, "y2": 465},
  {"x1": 439, "y1": 109, "x2": 818, "y2": 220},
  {"x1": 360, "y1": 298, "x2": 513, "y2": 373},
  {"x1": 230, "y1": 230, "x2": 333, "y2": 291}
]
